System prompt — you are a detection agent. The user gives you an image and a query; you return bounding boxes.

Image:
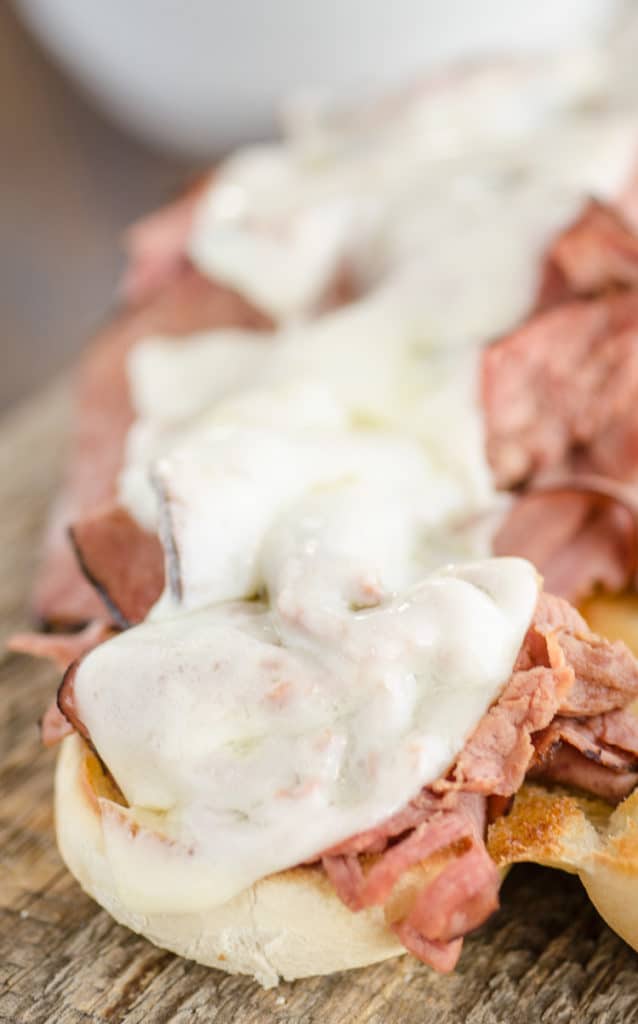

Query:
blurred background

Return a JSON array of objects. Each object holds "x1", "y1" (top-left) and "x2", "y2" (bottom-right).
[
  {"x1": 1, "y1": 0, "x2": 618, "y2": 411},
  {"x1": 0, "y1": 5, "x2": 196, "y2": 412}
]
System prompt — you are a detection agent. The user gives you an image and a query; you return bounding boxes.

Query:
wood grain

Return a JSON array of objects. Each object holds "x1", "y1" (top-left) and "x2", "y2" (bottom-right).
[{"x1": 3, "y1": 384, "x2": 638, "y2": 1023}]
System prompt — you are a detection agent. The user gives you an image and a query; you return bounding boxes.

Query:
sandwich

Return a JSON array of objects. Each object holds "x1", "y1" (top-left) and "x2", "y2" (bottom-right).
[{"x1": 12, "y1": 16, "x2": 638, "y2": 987}]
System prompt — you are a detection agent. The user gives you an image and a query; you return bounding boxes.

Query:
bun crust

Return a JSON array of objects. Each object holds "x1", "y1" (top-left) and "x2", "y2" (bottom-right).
[
  {"x1": 487, "y1": 777, "x2": 638, "y2": 958},
  {"x1": 56, "y1": 734, "x2": 404, "y2": 987}
]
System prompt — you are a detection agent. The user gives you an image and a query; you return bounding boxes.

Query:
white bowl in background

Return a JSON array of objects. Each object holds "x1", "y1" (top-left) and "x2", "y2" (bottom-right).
[{"x1": 16, "y1": 0, "x2": 617, "y2": 156}]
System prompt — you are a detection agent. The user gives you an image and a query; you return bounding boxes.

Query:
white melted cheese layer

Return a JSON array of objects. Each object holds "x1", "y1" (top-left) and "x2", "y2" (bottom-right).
[
  {"x1": 75, "y1": 558, "x2": 538, "y2": 913},
  {"x1": 189, "y1": 51, "x2": 638, "y2": 329},
  {"x1": 95, "y1": 37, "x2": 638, "y2": 913},
  {"x1": 121, "y1": 311, "x2": 496, "y2": 612}
]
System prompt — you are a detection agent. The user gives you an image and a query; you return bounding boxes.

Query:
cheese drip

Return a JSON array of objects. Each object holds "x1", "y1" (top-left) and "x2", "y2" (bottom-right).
[{"x1": 75, "y1": 558, "x2": 538, "y2": 913}]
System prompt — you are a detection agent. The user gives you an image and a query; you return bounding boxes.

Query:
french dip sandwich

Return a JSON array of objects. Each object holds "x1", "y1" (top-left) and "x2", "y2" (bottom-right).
[{"x1": 13, "y1": 5, "x2": 638, "y2": 986}]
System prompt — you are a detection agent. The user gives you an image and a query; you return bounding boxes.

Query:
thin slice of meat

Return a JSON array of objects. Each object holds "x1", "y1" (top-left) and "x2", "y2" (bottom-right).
[
  {"x1": 120, "y1": 174, "x2": 213, "y2": 306},
  {"x1": 529, "y1": 744, "x2": 638, "y2": 802},
  {"x1": 533, "y1": 716, "x2": 638, "y2": 773},
  {"x1": 530, "y1": 702, "x2": 638, "y2": 800},
  {"x1": 588, "y1": 407, "x2": 638, "y2": 484},
  {"x1": 8, "y1": 621, "x2": 115, "y2": 746},
  {"x1": 41, "y1": 701, "x2": 73, "y2": 748},
  {"x1": 323, "y1": 793, "x2": 494, "y2": 974},
  {"x1": 483, "y1": 290, "x2": 638, "y2": 490},
  {"x1": 57, "y1": 661, "x2": 90, "y2": 743},
  {"x1": 325, "y1": 801, "x2": 474, "y2": 910},
  {"x1": 553, "y1": 629, "x2": 638, "y2": 716},
  {"x1": 119, "y1": 174, "x2": 359, "y2": 314},
  {"x1": 494, "y1": 476, "x2": 638, "y2": 603},
  {"x1": 321, "y1": 789, "x2": 446, "y2": 858},
  {"x1": 401, "y1": 841, "x2": 500, "y2": 943},
  {"x1": 395, "y1": 929, "x2": 464, "y2": 974},
  {"x1": 485, "y1": 200, "x2": 638, "y2": 494},
  {"x1": 537, "y1": 199, "x2": 638, "y2": 307},
  {"x1": 34, "y1": 264, "x2": 271, "y2": 627},
  {"x1": 433, "y1": 600, "x2": 638, "y2": 797},
  {"x1": 434, "y1": 662, "x2": 573, "y2": 797},
  {"x1": 593, "y1": 704, "x2": 638, "y2": 753},
  {"x1": 533, "y1": 590, "x2": 590, "y2": 634},
  {"x1": 70, "y1": 505, "x2": 164, "y2": 627},
  {"x1": 7, "y1": 619, "x2": 113, "y2": 671},
  {"x1": 393, "y1": 926, "x2": 463, "y2": 974},
  {"x1": 321, "y1": 856, "x2": 366, "y2": 912}
]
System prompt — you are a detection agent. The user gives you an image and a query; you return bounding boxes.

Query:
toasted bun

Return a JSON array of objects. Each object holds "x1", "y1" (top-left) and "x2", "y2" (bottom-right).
[
  {"x1": 485, "y1": 593, "x2": 638, "y2": 956},
  {"x1": 55, "y1": 593, "x2": 638, "y2": 985},
  {"x1": 488, "y1": 780, "x2": 638, "y2": 955}
]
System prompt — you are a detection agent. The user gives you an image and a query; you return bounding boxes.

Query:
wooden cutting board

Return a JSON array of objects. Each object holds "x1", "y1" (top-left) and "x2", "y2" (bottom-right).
[{"x1": 2, "y1": 383, "x2": 638, "y2": 1024}]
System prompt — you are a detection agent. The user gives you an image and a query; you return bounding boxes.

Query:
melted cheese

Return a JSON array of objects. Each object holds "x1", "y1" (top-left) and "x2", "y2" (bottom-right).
[
  {"x1": 190, "y1": 52, "x2": 637, "y2": 328},
  {"x1": 120, "y1": 292, "x2": 494, "y2": 558},
  {"x1": 75, "y1": 558, "x2": 538, "y2": 912},
  {"x1": 87, "y1": 28, "x2": 638, "y2": 912}
]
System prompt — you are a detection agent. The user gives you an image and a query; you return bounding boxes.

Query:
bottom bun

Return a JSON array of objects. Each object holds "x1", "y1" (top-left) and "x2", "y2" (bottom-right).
[
  {"x1": 488, "y1": 778, "x2": 638, "y2": 959},
  {"x1": 55, "y1": 733, "x2": 405, "y2": 987}
]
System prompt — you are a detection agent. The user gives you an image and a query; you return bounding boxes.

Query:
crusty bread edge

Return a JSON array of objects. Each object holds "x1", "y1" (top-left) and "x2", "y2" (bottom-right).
[
  {"x1": 488, "y1": 778, "x2": 638, "y2": 958},
  {"x1": 56, "y1": 733, "x2": 405, "y2": 987}
]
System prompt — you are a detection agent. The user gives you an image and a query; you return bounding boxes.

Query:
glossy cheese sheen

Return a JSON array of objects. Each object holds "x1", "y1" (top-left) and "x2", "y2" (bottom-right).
[
  {"x1": 75, "y1": 558, "x2": 538, "y2": 913},
  {"x1": 98, "y1": 40, "x2": 637, "y2": 912},
  {"x1": 120, "y1": 301, "x2": 493, "y2": 601},
  {"x1": 189, "y1": 52, "x2": 638, "y2": 328}
]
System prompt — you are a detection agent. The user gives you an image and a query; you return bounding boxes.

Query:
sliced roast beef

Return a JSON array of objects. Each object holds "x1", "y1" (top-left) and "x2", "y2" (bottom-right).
[
  {"x1": 484, "y1": 201, "x2": 638, "y2": 604},
  {"x1": 483, "y1": 290, "x2": 638, "y2": 490},
  {"x1": 532, "y1": 590, "x2": 590, "y2": 633},
  {"x1": 7, "y1": 619, "x2": 113, "y2": 671},
  {"x1": 537, "y1": 199, "x2": 638, "y2": 307},
  {"x1": 485, "y1": 199, "x2": 638, "y2": 496},
  {"x1": 432, "y1": 664, "x2": 571, "y2": 797},
  {"x1": 552, "y1": 628, "x2": 638, "y2": 715},
  {"x1": 392, "y1": 928, "x2": 463, "y2": 973},
  {"x1": 8, "y1": 621, "x2": 116, "y2": 746},
  {"x1": 57, "y1": 661, "x2": 90, "y2": 744},
  {"x1": 529, "y1": 745, "x2": 638, "y2": 802},
  {"x1": 591, "y1": 704, "x2": 638, "y2": 753},
  {"x1": 494, "y1": 479, "x2": 638, "y2": 603},
  {"x1": 40, "y1": 701, "x2": 75, "y2": 748},
  {"x1": 323, "y1": 795, "x2": 477, "y2": 911},
  {"x1": 399, "y1": 840, "x2": 500, "y2": 944},
  {"x1": 533, "y1": 713, "x2": 638, "y2": 772},
  {"x1": 120, "y1": 174, "x2": 213, "y2": 306},
  {"x1": 70, "y1": 505, "x2": 164, "y2": 627}
]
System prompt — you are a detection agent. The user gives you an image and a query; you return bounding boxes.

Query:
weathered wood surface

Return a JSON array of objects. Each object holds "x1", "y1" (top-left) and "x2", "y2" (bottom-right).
[{"x1": 3, "y1": 384, "x2": 638, "y2": 1024}]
